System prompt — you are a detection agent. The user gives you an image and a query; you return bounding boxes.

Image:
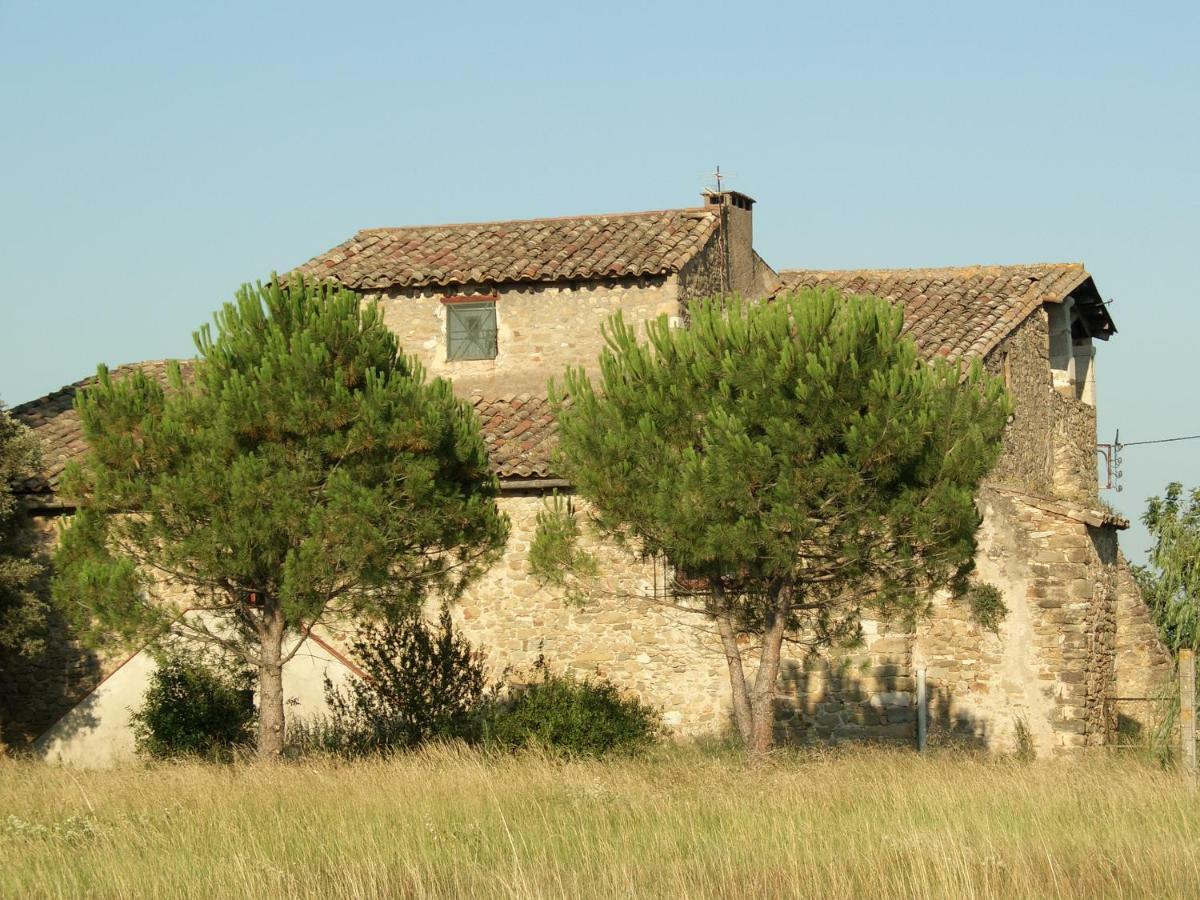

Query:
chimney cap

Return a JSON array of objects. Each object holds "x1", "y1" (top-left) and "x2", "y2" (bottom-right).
[{"x1": 702, "y1": 189, "x2": 755, "y2": 211}]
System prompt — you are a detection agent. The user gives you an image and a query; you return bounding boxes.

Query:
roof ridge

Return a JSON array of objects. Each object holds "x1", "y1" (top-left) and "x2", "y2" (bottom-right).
[
  {"x1": 778, "y1": 262, "x2": 1085, "y2": 276},
  {"x1": 10, "y1": 359, "x2": 190, "y2": 414},
  {"x1": 776, "y1": 263, "x2": 1110, "y2": 363},
  {"x1": 354, "y1": 206, "x2": 715, "y2": 235}
]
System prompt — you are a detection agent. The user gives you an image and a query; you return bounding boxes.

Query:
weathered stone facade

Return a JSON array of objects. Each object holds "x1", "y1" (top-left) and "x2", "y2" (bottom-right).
[
  {"x1": 431, "y1": 489, "x2": 1162, "y2": 756},
  {"x1": 430, "y1": 281, "x2": 1170, "y2": 756},
  {"x1": 372, "y1": 276, "x2": 680, "y2": 398},
  {"x1": 4, "y1": 191, "x2": 1172, "y2": 758}
]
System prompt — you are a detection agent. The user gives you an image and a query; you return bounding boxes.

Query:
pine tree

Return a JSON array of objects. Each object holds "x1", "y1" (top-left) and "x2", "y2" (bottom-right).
[
  {"x1": 535, "y1": 289, "x2": 1009, "y2": 756},
  {"x1": 0, "y1": 403, "x2": 45, "y2": 657},
  {"x1": 53, "y1": 275, "x2": 509, "y2": 758}
]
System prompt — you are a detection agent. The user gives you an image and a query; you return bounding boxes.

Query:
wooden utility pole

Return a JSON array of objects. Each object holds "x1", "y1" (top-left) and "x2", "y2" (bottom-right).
[{"x1": 1181, "y1": 649, "x2": 1196, "y2": 776}]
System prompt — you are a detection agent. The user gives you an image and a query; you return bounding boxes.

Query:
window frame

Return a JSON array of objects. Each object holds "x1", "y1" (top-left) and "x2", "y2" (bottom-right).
[{"x1": 443, "y1": 294, "x2": 499, "y2": 361}]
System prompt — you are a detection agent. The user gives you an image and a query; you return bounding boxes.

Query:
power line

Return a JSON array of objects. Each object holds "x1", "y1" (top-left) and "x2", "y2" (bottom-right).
[{"x1": 1119, "y1": 434, "x2": 1200, "y2": 448}]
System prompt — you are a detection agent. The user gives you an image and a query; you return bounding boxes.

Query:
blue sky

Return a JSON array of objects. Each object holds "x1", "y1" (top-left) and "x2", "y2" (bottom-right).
[{"x1": 1, "y1": 0, "x2": 1196, "y2": 561}]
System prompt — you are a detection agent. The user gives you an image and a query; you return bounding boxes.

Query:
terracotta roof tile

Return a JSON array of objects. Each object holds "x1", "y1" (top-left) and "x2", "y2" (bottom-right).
[
  {"x1": 12, "y1": 266, "x2": 1110, "y2": 501},
  {"x1": 11, "y1": 365, "x2": 564, "y2": 502},
  {"x1": 776, "y1": 263, "x2": 1099, "y2": 362},
  {"x1": 10, "y1": 360, "x2": 193, "y2": 502},
  {"x1": 292, "y1": 208, "x2": 720, "y2": 291},
  {"x1": 471, "y1": 394, "x2": 560, "y2": 479}
]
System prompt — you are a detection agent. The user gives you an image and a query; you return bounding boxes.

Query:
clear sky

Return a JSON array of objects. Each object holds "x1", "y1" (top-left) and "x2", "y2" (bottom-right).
[{"x1": 1, "y1": 1, "x2": 1197, "y2": 562}]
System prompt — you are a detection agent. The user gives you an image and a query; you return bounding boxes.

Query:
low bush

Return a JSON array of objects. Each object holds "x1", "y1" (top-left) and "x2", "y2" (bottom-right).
[
  {"x1": 131, "y1": 653, "x2": 255, "y2": 760},
  {"x1": 292, "y1": 612, "x2": 661, "y2": 759},
  {"x1": 481, "y1": 657, "x2": 661, "y2": 758},
  {"x1": 295, "y1": 605, "x2": 490, "y2": 757}
]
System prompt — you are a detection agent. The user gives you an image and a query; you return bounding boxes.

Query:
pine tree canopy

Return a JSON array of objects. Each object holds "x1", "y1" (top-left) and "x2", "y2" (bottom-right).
[
  {"x1": 51, "y1": 275, "x2": 509, "y2": 755},
  {"x1": 539, "y1": 289, "x2": 1010, "y2": 752},
  {"x1": 0, "y1": 403, "x2": 45, "y2": 656}
]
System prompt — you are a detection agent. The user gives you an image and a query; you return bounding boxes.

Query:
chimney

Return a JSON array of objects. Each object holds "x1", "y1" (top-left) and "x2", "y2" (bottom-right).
[{"x1": 702, "y1": 190, "x2": 757, "y2": 296}]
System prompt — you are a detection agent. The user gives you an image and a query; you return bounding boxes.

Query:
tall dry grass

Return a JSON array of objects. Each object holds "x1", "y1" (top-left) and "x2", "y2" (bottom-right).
[{"x1": 1, "y1": 744, "x2": 1197, "y2": 899}]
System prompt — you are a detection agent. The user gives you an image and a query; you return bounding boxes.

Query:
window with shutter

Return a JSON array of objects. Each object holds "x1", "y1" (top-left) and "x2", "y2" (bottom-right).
[{"x1": 445, "y1": 300, "x2": 498, "y2": 360}]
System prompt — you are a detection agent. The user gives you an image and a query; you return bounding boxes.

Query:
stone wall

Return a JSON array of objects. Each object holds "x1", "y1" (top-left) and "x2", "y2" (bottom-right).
[
  {"x1": 983, "y1": 305, "x2": 1101, "y2": 504},
  {"x1": 368, "y1": 276, "x2": 680, "y2": 398},
  {"x1": 1112, "y1": 553, "x2": 1175, "y2": 737},
  {"x1": 443, "y1": 490, "x2": 1140, "y2": 756},
  {"x1": 444, "y1": 490, "x2": 1133, "y2": 754},
  {"x1": 675, "y1": 232, "x2": 726, "y2": 307},
  {"x1": 1052, "y1": 390, "x2": 1101, "y2": 503},
  {"x1": 5, "y1": 288, "x2": 1174, "y2": 756},
  {"x1": 446, "y1": 496, "x2": 728, "y2": 734},
  {"x1": 443, "y1": 495, "x2": 927, "y2": 743},
  {"x1": 985, "y1": 310, "x2": 1056, "y2": 497},
  {"x1": 912, "y1": 489, "x2": 1146, "y2": 755}
]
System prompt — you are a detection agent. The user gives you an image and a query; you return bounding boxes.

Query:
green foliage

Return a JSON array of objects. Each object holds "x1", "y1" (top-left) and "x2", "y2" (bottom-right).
[
  {"x1": 482, "y1": 658, "x2": 661, "y2": 757},
  {"x1": 1012, "y1": 717, "x2": 1035, "y2": 762},
  {"x1": 1138, "y1": 482, "x2": 1200, "y2": 651},
  {"x1": 548, "y1": 288, "x2": 1009, "y2": 631},
  {"x1": 964, "y1": 583, "x2": 1007, "y2": 633},
  {"x1": 51, "y1": 274, "x2": 509, "y2": 754},
  {"x1": 0, "y1": 403, "x2": 46, "y2": 657},
  {"x1": 293, "y1": 608, "x2": 658, "y2": 759},
  {"x1": 131, "y1": 653, "x2": 255, "y2": 759},
  {"x1": 542, "y1": 289, "x2": 1010, "y2": 751},
  {"x1": 303, "y1": 606, "x2": 490, "y2": 756},
  {"x1": 528, "y1": 494, "x2": 597, "y2": 603}
]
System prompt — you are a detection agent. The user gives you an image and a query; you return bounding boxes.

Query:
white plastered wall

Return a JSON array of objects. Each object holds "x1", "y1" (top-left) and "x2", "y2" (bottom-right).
[{"x1": 34, "y1": 613, "x2": 361, "y2": 768}]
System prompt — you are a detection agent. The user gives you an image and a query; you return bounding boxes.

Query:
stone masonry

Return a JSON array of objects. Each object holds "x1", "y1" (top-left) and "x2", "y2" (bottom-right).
[{"x1": 4, "y1": 190, "x2": 1173, "y2": 756}]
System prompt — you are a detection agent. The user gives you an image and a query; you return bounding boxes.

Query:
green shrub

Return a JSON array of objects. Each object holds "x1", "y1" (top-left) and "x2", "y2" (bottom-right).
[
  {"x1": 482, "y1": 658, "x2": 660, "y2": 757},
  {"x1": 297, "y1": 606, "x2": 490, "y2": 757},
  {"x1": 131, "y1": 653, "x2": 255, "y2": 760}
]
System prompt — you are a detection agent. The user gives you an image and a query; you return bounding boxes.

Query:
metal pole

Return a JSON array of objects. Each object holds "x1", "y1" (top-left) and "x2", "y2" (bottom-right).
[
  {"x1": 917, "y1": 667, "x2": 928, "y2": 754},
  {"x1": 1180, "y1": 649, "x2": 1196, "y2": 776}
]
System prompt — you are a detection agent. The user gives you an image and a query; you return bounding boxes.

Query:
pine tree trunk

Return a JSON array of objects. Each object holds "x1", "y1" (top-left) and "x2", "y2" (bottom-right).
[
  {"x1": 715, "y1": 609, "x2": 754, "y2": 746},
  {"x1": 748, "y1": 584, "x2": 793, "y2": 760},
  {"x1": 257, "y1": 605, "x2": 286, "y2": 760}
]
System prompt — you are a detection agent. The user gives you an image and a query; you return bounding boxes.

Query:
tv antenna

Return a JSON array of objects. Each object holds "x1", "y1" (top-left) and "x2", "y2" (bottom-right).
[{"x1": 706, "y1": 165, "x2": 734, "y2": 192}]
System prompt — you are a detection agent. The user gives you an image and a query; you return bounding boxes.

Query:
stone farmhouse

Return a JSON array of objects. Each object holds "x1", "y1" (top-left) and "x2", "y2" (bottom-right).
[{"x1": 5, "y1": 189, "x2": 1173, "y2": 758}]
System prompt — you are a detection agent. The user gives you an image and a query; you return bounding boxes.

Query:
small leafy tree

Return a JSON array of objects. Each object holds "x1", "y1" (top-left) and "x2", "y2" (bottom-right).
[
  {"x1": 536, "y1": 290, "x2": 1009, "y2": 756},
  {"x1": 1137, "y1": 482, "x2": 1200, "y2": 651},
  {"x1": 53, "y1": 275, "x2": 509, "y2": 758},
  {"x1": 0, "y1": 403, "x2": 45, "y2": 658},
  {"x1": 132, "y1": 652, "x2": 255, "y2": 760},
  {"x1": 316, "y1": 605, "x2": 490, "y2": 755}
]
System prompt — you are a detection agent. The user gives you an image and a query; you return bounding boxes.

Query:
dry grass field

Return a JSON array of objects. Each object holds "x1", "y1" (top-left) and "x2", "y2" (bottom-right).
[{"x1": 1, "y1": 744, "x2": 1197, "y2": 899}]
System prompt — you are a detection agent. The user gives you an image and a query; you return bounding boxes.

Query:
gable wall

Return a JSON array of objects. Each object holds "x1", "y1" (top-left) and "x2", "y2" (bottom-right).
[
  {"x1": 984, "y1": 309, "x2": 1057, "y2": 497},
  {"x1": 982, "y1": 304, "x2": 1101, "y2": 504},
  {"x1": 368, "y1": 275, "x2": 680, "y2": 397}
]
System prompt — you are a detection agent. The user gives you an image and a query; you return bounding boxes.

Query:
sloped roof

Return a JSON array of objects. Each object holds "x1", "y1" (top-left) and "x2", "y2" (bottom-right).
[
  {"x1": 292, "y1": 208, "x2": 721, "y2": 291},
  {"x1": 777, "y1": 263, "x2": 1113, "y2": 361},
  {"x1": 10, "y1": 360, "x2": 190, "y2": 503},
  {"x1": 472, "y1": 394, "x2": 558, "y2": 479},
  {"x1": 13, "y1": 262, "x2": 1115, "y2": 502},
  {"x1": 10, "y1": 362, "x2": 561, "y2": 504}
]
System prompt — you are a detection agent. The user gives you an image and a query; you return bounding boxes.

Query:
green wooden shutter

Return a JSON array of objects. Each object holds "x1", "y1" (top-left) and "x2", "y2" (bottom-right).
[{"x1": 447, "y1": 302, "x2": 497, "y2": 360}]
